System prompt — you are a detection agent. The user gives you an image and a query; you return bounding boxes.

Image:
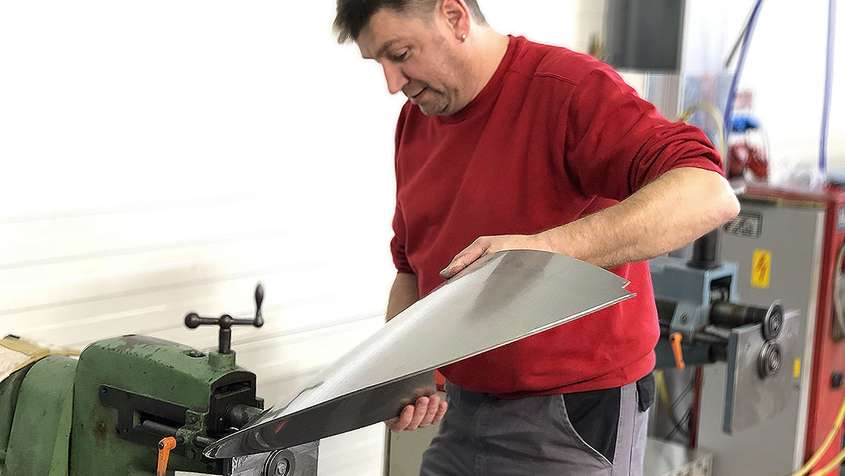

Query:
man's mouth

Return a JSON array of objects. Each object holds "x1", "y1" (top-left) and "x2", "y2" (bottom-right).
[{"x1": 409, "y1": 87, "x2": 427, "y2": 101}]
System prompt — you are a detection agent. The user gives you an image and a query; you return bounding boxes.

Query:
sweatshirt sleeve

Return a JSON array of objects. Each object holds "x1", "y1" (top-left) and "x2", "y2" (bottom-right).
[
  {"x1": 390, "y1": 104, "x2": 414, "y2": 274},
  {"x1": 562, "y1": 67, "x2": 724, "y2": 201}
]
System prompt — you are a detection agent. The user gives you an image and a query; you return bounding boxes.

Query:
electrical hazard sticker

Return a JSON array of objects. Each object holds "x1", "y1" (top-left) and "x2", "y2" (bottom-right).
[{"x1": 751, "y1": 249, "x2": 772, "y2": 289}]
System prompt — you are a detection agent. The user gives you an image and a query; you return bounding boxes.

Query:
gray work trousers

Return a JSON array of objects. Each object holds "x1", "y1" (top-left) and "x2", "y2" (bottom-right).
[{"x1": 420, "y1": 378, "x2": 652, "y2": 475}]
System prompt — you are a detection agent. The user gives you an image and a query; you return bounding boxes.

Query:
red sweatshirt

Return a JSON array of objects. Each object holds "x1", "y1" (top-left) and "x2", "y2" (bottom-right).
[{"x1": 391, "y1": 36, "x2": 723, "y2": 396}]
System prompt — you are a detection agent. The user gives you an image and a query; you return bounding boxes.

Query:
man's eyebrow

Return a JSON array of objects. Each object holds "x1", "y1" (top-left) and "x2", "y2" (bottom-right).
[{"x1": 362, "y1": 39, "x2": 404, "y2": 60}]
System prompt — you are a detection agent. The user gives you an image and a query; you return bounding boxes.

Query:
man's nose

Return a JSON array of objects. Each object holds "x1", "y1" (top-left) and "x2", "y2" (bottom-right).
[{"x1": 382, "y1": 63, "x2": 409, "y2": 95}]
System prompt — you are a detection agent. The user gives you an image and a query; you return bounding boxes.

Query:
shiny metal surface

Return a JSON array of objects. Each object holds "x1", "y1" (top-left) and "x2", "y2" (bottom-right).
[
  {"x1": 723, "y1": 311, "x2": 801, "y2": 433},
  {"x1": 205, "y1": 250, "x2": 633, "y2": 458},
  {"x1": 227, "y1": 441, "x2": 319, "y2": 476}
]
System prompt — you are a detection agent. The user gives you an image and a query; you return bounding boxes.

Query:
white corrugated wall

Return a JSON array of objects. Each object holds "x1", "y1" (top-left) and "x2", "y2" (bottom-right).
[
  {"x1": 0, "y1": 2, "x2": 402, "y2": 473},
  {"x1": 0, "y1": 196, "x2": 394, "y2": 473}
]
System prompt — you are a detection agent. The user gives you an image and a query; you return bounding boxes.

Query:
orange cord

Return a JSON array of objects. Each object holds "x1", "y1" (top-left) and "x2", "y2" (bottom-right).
[
  {"x1": 670, "y1": 332, "x2": 686, "y2": 369},
  {"x1": 156, "y1": 436, "x2": 177, "y2": 476}
]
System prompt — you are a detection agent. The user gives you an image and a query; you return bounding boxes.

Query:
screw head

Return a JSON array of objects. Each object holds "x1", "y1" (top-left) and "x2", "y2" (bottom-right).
[
  {"x1": 275, "y1": 458, "x2": 290, "y2": 475},
  {"x1": 758, "y1": 342, "x2": 782, "y2": 378},
  {"x1": 832, "y1": 372, "x2": 844, "y2": 389}
]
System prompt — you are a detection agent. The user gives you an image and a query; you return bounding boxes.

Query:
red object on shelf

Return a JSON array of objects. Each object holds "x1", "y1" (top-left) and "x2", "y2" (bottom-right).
[{"x1": 728, "y1": 141, "x2": 769, "y2": 181}]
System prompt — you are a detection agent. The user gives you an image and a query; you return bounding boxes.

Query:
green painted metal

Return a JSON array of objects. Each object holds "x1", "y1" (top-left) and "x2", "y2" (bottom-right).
[
  {"x1": 70, "y1": 335, "x2": 250, "y2": 475},
  {"x1": 0, "y1": 334, "x2": 259, "y2": 475},
  {"x1": 0, "y1": 367, "x2": 31, "y2": 468},
  {"x1": 3, "y1": 356, "x2": 76, "y2": 476}
]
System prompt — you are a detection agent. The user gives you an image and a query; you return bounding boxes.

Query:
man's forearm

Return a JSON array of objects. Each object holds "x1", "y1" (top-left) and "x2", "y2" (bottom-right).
[
  {"x1": 386, "y1": 272, "x2": 419, "y2": 321},
  {"x1": 537, "y1": 167, "x2": 740, "y2": 268}
]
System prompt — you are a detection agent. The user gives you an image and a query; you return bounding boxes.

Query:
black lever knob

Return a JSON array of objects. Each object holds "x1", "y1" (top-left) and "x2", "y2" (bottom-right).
[
  {"x1": 254, "y1": 283, "x2": 264, "y2": 328},
  {"x1": 183, "y1": 283, "x2": 266, "y2": 354}
]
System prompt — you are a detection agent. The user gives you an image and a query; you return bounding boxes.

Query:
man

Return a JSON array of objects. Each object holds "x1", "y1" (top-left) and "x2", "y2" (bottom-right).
[{"x1": 334, "y1": 1, "x2": 739, "y2": 474}]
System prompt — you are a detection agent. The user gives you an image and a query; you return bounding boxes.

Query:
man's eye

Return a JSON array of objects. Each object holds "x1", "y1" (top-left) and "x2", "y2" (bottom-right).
[{"x1": 392, "y1": 50, "x2": 409, "y2": 62}]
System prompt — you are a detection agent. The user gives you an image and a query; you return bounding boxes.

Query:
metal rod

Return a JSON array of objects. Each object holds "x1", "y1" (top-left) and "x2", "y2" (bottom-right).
[
  {"x1": 195, "y1": 435, "x2": 216, "y2": 448},
  {"x1": 819, "y1": 0, "x2": 837, "y2": 172},
  {"x1": 710, "y1": 301, "x2": 767, "y2": 328},
  {"x1": 219, "y1": 328, "x2": 232, "y2": 354},
  {"x1": 141, "y1": 420, "x2": 179, "y2": 438},
  {"x1": 659, "y1": 324, "x2": 728, "y2": 345},
  {"x1": 688, "y1": 230, "x2": 721, "y2": 270},
  {"x1": 226, "y1": 404, "x2": 263, "y2": 430}
]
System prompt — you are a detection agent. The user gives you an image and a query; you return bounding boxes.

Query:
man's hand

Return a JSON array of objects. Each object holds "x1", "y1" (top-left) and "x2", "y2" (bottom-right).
[
  {"x1": 440, "y1": 234, "x2": 550, "y2": 279},
  {"x1": 386, "y1": 394, "x2": 448, "y2": 431}
]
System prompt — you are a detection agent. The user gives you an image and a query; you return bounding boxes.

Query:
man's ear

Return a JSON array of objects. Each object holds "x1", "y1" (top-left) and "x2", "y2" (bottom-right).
[{"x1": 438, "y1": 0, "x2": 471, "y2": 41}]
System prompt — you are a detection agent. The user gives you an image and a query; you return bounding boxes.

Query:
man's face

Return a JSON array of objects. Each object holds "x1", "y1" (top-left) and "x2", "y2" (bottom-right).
[{"x1": 357, "y1": 7, "x2": 468, "y2": 116}]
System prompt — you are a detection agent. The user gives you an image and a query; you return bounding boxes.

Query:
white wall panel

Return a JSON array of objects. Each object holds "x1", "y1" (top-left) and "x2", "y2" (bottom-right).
[
  {"x1": 0, "y1": 7, "x2": 402, "y2": 470},
  {"x1": 0, "y1": 196, "x2": 393, "y2": 475}
]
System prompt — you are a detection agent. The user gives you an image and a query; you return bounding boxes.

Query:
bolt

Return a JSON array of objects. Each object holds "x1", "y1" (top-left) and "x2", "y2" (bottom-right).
[
  {"x1": 832, "y1": 372, "x2": 844, "y2": 389},
  {"x1": 275, "y1": 459, "x2": 290, "y2": 476}
]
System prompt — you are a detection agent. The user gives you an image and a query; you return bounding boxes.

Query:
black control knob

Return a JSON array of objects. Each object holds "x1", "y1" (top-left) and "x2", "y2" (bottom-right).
[
  {"x1": 254, "y1": 283, "x2": 265, "y2": 328},
  {"x1": 832, "y1": 372, "x2": 844, "y2": 389}
]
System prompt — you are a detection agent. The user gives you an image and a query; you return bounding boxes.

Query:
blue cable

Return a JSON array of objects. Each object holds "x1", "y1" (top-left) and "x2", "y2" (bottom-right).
[
  {"x1": 820, "y1": 0, "x2": 837, "y2": 173},
  {"x1": 722, "y1": 0, "x2": 765, "y2": 172}
]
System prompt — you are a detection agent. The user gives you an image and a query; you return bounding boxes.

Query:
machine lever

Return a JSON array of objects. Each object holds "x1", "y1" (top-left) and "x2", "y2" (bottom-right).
[
  {"x1": 254, "y1": 283, "x2": 264, "y2": 328},
  {"x1": 670, "y1": 332, "x2": 686, "y2": 369},
  {"x1": 156, "y1": 436, "x2": 177, "y2": 476},
  {"x1": 184, "y1": 283, "x2": 265, "y2": 354}
]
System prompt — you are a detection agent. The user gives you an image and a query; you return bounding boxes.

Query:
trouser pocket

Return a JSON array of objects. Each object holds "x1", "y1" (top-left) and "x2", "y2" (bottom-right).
[
  {"x1": 560, "y1": 386, "x2": 621, "y2": 466},
  {"x1": 636, "y1": 373, "x2": 655, "y2": 412}
]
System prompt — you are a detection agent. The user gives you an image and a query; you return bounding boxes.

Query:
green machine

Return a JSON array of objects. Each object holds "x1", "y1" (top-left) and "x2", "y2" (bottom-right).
[{"x1": 0, "y1": 285, "x2": 318, "y2": 476}]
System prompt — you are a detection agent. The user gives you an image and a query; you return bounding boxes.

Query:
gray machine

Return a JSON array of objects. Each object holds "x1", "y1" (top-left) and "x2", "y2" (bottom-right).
[
  {"x1": 701, "y1": 194, "x2": 828, "y2": 475},
  {"x1": 649, "y1": 233, "x2": 804, "y2": 476},
  {"x1": 651, "y1": 248, "x2": 800, "y2": 433}
]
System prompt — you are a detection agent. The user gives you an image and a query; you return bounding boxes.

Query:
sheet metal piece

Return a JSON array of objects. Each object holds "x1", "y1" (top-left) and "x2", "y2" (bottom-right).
[{"x1": 205, "y1": 250, "x2": 633, "y2": 458}]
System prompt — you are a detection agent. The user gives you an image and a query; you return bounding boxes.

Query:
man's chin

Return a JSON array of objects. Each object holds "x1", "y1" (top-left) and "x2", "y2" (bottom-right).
[{"x1": 417, "y1": 101, "x2": 450, "y2": 117}]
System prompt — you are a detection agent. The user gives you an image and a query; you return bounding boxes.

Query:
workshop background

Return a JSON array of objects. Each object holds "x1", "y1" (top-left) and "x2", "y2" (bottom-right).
[{"x1": 0, "y1": 1, "x2": 843, "y2": 475}]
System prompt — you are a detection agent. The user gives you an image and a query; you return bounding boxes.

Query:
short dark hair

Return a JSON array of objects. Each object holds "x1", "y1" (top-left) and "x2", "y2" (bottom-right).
[{"x1": 334, "y1": 0, "x2": 486, "y2": 43}]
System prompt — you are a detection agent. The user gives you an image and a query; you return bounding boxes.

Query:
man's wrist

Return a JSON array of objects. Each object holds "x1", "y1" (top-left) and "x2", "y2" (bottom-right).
[{"x1": 532, "y1": 229, "x2": 562, "y2": 255}]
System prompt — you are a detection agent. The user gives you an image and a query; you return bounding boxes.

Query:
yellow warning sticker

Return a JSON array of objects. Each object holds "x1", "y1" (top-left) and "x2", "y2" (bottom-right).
[{"x1": 751, "y1": 249, "x2": 772, "y2": 289}]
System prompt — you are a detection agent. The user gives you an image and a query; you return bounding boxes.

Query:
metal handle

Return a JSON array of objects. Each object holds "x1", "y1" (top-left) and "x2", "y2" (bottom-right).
[{"x1": 183, "y1": 283, "x2": 265, "y2": 354}]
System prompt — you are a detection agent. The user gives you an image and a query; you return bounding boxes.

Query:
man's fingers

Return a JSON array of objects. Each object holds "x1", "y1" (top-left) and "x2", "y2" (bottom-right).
[
  {"x1": 420, "y1": 394, "x2": 441, "y2": 427},
  {"x1": 405, "y1": 397, "x2": 429, "y2": 431},
  {"x1": 387, "y1": 404, "x2": 415, "y2": 431},
  {"x1": 433, "y1": 400, "x2": 448, "y2": 423},
  {"x1": 441, "y1": 240, "x2": 489, "y2": 278},
  {"x1": 389, "y1": 396, "x2": 448, "y2": 432}
]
